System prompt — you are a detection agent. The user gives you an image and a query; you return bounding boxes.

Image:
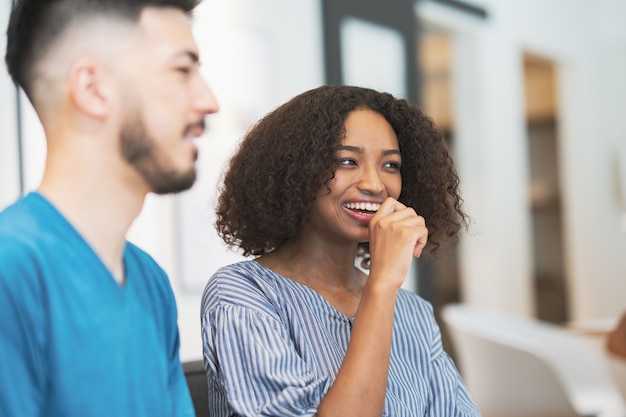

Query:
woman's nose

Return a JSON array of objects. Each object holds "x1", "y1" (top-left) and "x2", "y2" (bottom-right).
[{"x1": 356, "y1": 167, "x2": 384, "y2": 195}]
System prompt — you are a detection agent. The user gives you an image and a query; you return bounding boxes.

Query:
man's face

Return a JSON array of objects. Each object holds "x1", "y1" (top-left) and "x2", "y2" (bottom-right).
[{"x1": 117, "y1": 7, "x2": 218, "y2": 194}]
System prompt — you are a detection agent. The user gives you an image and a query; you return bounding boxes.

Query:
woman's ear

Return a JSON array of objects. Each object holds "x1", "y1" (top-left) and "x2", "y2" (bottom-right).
[{"x1": 67, "y1": 58, "x2": 109, "y2": 118}]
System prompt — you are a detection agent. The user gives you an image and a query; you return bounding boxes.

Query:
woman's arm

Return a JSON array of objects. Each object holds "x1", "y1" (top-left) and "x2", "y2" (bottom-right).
[{"x1": 317, "y1": 198, "x2": 428, "y2": 417}]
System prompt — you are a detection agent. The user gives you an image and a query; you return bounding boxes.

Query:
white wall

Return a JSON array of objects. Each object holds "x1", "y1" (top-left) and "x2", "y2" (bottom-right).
[
  {"x1": 560, "y1": 0, "x2": 626, "y2": 320},
  {"x1": 0, "y1": 0, "x2": 20, "y2": 210},
  {"x1": 419, "y1": 0, "x2": 626, "y2": 320}
]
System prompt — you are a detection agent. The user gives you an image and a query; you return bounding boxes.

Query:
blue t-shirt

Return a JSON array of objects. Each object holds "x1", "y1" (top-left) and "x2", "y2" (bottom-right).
[
  {"x1": 201, "y1": 260, "x2": 481, "y2": 417},
  {"x1": 0, "y1": 193, "x2": 194, "y2": 417}
]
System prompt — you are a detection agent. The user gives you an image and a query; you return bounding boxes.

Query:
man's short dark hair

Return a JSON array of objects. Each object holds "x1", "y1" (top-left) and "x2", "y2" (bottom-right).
[{"x1": 5, "y1": 0, "x2": 201, "y2": 99}]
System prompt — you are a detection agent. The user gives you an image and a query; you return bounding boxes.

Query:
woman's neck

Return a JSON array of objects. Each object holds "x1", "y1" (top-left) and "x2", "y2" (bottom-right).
[{"x1": 257, "y1": 236, "x2": 368, "y2": 317}]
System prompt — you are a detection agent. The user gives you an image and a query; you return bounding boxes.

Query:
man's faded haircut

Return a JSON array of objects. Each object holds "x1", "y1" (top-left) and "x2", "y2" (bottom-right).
[{"x1": 5, "y1": 0, "x2": 201, "y2": 99}]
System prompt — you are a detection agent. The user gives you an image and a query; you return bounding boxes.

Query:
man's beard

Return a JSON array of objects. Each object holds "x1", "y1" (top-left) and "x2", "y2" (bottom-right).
[{"x1": 119, "y1": 114, "x2": 197, "y2": 195}]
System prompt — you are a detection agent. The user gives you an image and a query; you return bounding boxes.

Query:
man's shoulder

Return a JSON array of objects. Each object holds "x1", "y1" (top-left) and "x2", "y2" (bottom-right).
[
  {"x1": 0, "y1": 198, "x2": 44, "y2": 265},
  {"x1": 0, "y1": 194, "x2": 32, "y2": 228},
  {"x1": 0, "y1": 193, "x2": 54, "y2": 241},
  {"x1": 0, "y1": 235, "x2": 41, "y2": 284},
  {"x1": 0, "y1": 194, "x2": 66, "y2": 263},
  {"x1": 0, "y1": 200, "x2": 50, "y2": 306}
]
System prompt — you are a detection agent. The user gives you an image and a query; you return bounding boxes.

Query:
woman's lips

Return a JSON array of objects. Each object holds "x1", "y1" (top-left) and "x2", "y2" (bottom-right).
[{"x1": 342, "y1": 201, "x2": 381, "y2": 223}]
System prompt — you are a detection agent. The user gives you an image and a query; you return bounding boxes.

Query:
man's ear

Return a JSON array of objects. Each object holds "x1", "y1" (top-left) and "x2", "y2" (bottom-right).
[{"x1": 68, "y1": 58, "x2": 110, "y2": 118}]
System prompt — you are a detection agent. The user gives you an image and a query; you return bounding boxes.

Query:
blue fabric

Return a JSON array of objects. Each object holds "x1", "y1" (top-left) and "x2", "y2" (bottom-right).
[
  {"x1": 201, "y1": 260, "x2": 481, "y2": 416},
  {"x1": 0, "y1": 193, "x2": 195, "y2": 417}
]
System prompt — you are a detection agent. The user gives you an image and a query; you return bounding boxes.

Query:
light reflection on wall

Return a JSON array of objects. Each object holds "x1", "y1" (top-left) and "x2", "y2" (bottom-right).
[
  {"x1": 340, "y1": 17, "x2": 406, "y2": 100},
  {"x1": 19, "y1": 91, "x2": 46, "y2": 193},
  {"x1": 175, "y1": 2, "x2": 279, "y2": 291}
]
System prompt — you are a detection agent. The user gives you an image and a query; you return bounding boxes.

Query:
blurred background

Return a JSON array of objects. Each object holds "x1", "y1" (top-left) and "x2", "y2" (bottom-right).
[{"x1": 1, "y1": 0, "x2": 625, "y2": 366}]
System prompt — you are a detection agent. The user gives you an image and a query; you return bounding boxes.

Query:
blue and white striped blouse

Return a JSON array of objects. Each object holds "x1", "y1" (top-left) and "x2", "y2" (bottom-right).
[{"x1": 201, "y1": 260, "x2": 481, "y2": 416}]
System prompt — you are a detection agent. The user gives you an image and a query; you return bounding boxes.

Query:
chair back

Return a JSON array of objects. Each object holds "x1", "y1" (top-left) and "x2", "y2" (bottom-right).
[
  {"x1": 442, "y1": 303, "x2": 626, "y2": 417},
  {"x1": 183, "y1": 360, "x2": 210, "y2": 417}
]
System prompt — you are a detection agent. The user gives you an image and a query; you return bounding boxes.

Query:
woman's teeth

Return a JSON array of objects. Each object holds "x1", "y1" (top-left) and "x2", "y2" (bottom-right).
[{"x1": 344, "y1": 202, "x2": 381, "y2": 213}]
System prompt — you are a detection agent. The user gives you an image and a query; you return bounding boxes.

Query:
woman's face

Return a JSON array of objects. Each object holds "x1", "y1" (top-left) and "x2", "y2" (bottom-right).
[{"x1": 307, "y1": 109, "x2": 402, "y2": 245}]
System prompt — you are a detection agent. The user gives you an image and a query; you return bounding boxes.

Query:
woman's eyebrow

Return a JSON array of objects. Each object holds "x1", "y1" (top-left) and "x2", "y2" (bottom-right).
[
  {"x1": 337, "y1": 146, "x2": 401, "y2": 156},
  {"x1": 337, "y1": 145, "x2": 363, "y2": 153}
]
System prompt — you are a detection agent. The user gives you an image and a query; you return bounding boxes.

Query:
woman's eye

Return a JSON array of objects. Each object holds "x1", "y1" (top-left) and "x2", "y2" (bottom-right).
[
  {"x1": 339, "y1": 158, "x2": 357, "y2": 166},
  {"x1": 384, "y1": 161, "x2": 401, "y2": 170},
  {"x1": 177, "y1": 67, "x2": 191, "y2": 75}
]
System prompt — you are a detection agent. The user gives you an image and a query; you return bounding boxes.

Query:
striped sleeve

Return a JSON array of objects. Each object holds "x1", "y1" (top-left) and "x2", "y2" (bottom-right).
[{"x1": 201, "y1": 264, "x2": 333, "y2": 417}]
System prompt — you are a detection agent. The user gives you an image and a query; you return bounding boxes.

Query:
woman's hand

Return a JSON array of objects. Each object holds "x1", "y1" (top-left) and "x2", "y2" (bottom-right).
[{"x1": 367, "y1": 197, "x2": 428, "y2": 289}]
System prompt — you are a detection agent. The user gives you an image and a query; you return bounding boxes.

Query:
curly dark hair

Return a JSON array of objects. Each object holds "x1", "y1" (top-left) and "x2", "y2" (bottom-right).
[{"x1": 216, "y1": 85, "x2": 468, "y2": 261}]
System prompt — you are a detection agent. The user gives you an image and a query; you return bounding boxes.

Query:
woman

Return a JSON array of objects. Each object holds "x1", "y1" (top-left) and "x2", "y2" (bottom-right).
[{"x1": 201, "y1": 85, "x2": 481, "y2": 416}]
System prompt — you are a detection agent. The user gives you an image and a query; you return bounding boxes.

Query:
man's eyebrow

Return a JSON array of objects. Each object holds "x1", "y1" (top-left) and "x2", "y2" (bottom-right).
[
  {"x1": 174, "y1": 50, "x2": 200, "y2": 63},
  {"x1": 337, "y1": 145, "x2": 401, "y2": 156}
]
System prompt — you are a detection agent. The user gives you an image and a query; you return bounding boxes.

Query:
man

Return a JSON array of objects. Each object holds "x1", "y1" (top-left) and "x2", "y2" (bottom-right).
[{"x1": 0, "y1": 0, "x2": 218, "y2": 416}]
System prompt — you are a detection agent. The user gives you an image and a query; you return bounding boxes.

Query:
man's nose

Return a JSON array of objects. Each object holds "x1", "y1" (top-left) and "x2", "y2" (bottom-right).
[{"x1": 193, "y1": 76, "x2": 219, "y2": 116}]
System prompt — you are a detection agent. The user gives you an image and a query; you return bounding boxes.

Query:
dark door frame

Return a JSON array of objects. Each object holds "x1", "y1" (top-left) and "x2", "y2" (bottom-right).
[
  {"x1": 321, "y1": 0, "x2": 488, "y2": 107},
  {"x1": 321, "y1": 0, "x2": 488, "y2": 300},
  {"x1": 321, "y1": 0, "x2": 421, "y2": 104}
]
